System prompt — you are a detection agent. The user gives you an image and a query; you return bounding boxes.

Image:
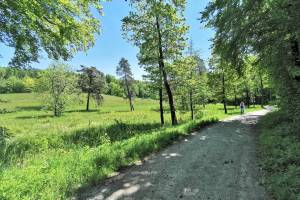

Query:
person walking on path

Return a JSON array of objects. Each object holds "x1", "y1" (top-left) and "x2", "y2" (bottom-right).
[{"x1": 240, "y1": 101, "x2": 245, "y2": 114}]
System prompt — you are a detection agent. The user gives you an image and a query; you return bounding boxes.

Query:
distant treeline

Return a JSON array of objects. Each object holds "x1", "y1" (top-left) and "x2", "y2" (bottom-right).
[{"x1": 0, "y1": 67, "x2": 154, "y2": 99}]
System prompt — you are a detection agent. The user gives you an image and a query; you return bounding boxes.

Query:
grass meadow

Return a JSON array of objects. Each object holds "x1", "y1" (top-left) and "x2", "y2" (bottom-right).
[{"x1": 0, "y1": 93, "x2": 261, "y2": 199}]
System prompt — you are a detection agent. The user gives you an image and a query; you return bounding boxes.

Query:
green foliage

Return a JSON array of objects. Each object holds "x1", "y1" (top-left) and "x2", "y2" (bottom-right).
[
  {"x1": 122, "y1": 0, "x2": 188, "y2": 65},
  {"x1": 258, "y1": 111, "x2": 300, "y2": 200},
  {"x1": 123, "y1": 0, "x2": 189, "y2": 124},
  {"x1": 0, "y1": 67, "x2": 38, "y2": 93},
  {"x1": 116, "y1": 57, "x2": 135, "y2": 111},
  {"x1": 0, "y1": 0, "x2": 103, "y2": 67},
  {"x1": 201, "y1": 0, "x2": 300, "y2": 131},
  {"x1": 170, "y1": 54, "x2": 210, "y2": 115},
  {"x1": 37, "y1": 62, "x2": 76, "y2": 116},
  {"x1": 77, "y1": 66, "x2": 106, "y2": 111}
]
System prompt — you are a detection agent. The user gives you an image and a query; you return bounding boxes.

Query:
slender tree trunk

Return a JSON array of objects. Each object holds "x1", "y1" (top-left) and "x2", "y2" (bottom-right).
[
  {"x1": 180, "y1": 96, "x2": 184, "y2": 110},
  {"x1": 155, "y1": 15, "x2": 177, "y2": 125},
  {"x1": 86, "y1": 92, "x2": 90, "y2": 111},
  {"x1": 234, "y1": 87, "x2": 237, "y2": 109},
  {"x1": 159, "y1": 66, "x2": 164, "y2": 125},
  {"x1": 124, "y1": 75, "x2": 134, "y2": 111},
  {"x1": 246, "y1": 89, "x2": 250, "y2": 108},
  {"x1": 221, "y1": 70, "x2": 227, "y2": 114},
  {"x1": 189, "y1": 91, "x2": 194, "y2": 120},
  {"x1": 259, "y1": 74, "x2": 264, "y2": 108},
  {"x1": 159, "y1": 88, "x2": 164, "y2": 125},
  {"x1": 130, "y1": 95, "x2": 135, "y2": 111},
  {"x1": 86, "y1": 76, "x2": 92, "y2": 112},
  {"x1": 54, "y1": 102, "x2": 57, "y2": 117}
]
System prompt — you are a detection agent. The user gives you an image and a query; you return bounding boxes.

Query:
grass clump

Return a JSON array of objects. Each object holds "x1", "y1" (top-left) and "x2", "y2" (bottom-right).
[{"x1": 258, "y1": 111, "x2": 300, "y2": 200}]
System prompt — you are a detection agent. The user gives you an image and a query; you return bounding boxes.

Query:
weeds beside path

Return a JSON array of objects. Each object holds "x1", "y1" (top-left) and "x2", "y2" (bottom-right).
[{"x1": 77, "y1": 110, "x2": 270, "y2": 200}]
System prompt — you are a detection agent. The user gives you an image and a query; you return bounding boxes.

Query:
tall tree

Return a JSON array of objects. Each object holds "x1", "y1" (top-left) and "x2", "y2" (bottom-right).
[
  {"x1": 123, "y1": 0, "x2": 188, "y2": 125},
  {"x1": 209, "y1": 56, "x2": 238, "y2": 114},
  {"x1": 0, "y1": 0, "x2": 103, "y2": 67},
  {"x1": 116, "y1": 58, "x2": 135, "y2": 111},
  {"x1": 77, "y1": 66, "x2": 106, "y2": 112}
]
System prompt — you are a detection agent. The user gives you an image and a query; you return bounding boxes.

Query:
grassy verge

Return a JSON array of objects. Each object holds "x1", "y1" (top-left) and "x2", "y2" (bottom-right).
[
  {"x1": 258, "y1": 111, "x2": 300, "y2": 200},
  {"x1": 0, "y1": 93, "x2": 262, "y2": 199},
  {"x1": 0, "y1": 118, "x2": 217, "y2": 199}
]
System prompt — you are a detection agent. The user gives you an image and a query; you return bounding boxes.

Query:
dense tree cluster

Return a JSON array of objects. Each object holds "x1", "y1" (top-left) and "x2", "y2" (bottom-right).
[{"x1": 201, "y1": 0, "x2": 300, "y2": 133}]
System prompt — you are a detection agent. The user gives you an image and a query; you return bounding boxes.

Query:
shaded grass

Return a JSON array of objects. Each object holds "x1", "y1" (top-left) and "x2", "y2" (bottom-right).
[{"x1": 258, "y1": 111, "x2": 300, "y2": 200}]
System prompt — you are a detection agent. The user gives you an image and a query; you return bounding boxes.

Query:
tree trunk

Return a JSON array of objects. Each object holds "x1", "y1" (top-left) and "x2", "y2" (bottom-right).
[
  {"x1": 86, "y1": 76, "x2": 92, "y2": 112},
  {"x1": 259, "y1": 74, "x2": 264, "y2": 108},
  {"x1": 234, "y1": 88, "x2": 237, "y2": 109},
  {"x1": 159, "y1": 88, "x2": 164, "y2": 125},
  {"x1": 246, "y1": 89, "x2": 250, "y2": 108},
  {"x1": 54, "y1": 103, "x2": 57, "y2": 117},
  {"x1": 222, "y1": 70, "x2": 227, "y2": 114},
  {"x1": 190, "y1": 91, "x2": 194, "y2": 120},
  {"x1": 86, "y1": 92, "x2": 90, "y2": 111},
  {"x1": 130, "y1": 96, "x2": 135, "y2": 111},
  {"x1": 155, "y1": 15, "x2": 177, "y2": 125},
  {"x1": 159, "y1": 66, "x2": 164, "y2": 125},
  {"x1": 124, "y1": 75, "x2": 134, "y2": 111}
]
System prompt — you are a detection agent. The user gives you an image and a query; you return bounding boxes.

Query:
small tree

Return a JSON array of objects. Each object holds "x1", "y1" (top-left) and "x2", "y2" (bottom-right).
[
  {"x1": 116, "y1": 58, "x2": 135, "y2": 111},
  {"x1": 38, "y1": 62, "x2": 75, "y2": 117},
  {"x1": 77, "y1": 66, "x2": 106, "y2": 111}
]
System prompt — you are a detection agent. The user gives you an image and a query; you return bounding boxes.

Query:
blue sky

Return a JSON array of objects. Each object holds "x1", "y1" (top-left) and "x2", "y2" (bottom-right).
[{"x1": 0, "y1": 0, "x2": 214, "y2": 80}]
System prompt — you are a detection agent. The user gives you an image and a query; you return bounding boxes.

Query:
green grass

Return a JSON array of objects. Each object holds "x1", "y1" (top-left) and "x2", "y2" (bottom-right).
[
  {"x1": 0, "y1": 93, "x2": 262, "y2": 199},
  {"x1": 258, "y1": 111, "x2": 300, "y2": 200}
]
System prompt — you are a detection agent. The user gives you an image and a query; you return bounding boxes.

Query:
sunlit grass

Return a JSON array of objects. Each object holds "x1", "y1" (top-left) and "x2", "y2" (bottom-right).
[{"x1": 0, "y1": 93, "x2": 262, "y2": 199}]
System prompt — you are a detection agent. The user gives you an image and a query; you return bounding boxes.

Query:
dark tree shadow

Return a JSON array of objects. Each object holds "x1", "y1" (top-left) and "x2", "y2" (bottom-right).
[
  {"x1": 62, "y1": 121, "x2": 162, "y2": 147},
  {"x1": 218, "y1": 107, "x2": 235, "y2": 111},
  {"x1": 16, "y1": 106, "x2": 43, "y2": 111},
  {"x1": 16, "y1": 114, "x2": 53, "y2": 119},
  {"x1": 64, "y1": 109, "x2": 99, "y2": 113},
  {"x1": 226, "y1": 111, "x2": 242, "y2": 115},
  {"x1": 0, "y1": 99, "x2": 9, "y2": 103}
]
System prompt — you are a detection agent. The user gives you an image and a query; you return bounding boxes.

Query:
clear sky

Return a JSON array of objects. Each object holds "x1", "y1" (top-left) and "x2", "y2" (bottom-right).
[{"x1": 0, "y1": 0, "x2": 214, "y2": 80}]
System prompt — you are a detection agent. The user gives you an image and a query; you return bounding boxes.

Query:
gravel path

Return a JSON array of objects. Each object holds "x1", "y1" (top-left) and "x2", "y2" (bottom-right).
[{"x1": 77, "y1": 109, "x2": 270, "y2": 200}]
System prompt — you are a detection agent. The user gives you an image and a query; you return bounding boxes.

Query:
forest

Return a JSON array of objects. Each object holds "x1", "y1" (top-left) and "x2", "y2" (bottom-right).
[{"x1": 0, "y1": 0, "x2": 299, "y2": 199}]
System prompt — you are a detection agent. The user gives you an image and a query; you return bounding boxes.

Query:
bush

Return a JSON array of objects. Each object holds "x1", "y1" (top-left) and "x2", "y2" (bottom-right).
[{"x1": 258, "y1": 111, "x2": 300, "y2": 200}]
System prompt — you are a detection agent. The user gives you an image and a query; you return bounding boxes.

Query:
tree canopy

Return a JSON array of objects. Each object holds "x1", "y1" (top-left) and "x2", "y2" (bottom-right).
[
  {"x1": 0, "y1": 0, "x2": 103, "y2": 67},
  {"x1": 201, "y1": 0, "x2": 300, "y2": 130}
]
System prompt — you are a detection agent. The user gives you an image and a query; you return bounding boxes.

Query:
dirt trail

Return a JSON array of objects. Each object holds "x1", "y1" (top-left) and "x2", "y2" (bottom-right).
[{"x1": 77, "y1": 109, "x2": 270, "y2": 200}]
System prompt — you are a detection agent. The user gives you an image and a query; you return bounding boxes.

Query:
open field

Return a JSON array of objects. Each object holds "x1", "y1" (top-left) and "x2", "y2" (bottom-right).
[{"x1": 0, "y1": 93, "x2": 262, "y2": 199}]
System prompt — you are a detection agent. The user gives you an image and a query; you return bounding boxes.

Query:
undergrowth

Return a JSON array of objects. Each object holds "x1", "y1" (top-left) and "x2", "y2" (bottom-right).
[{"x1": 258, "y1": 111, "x2": 300, "y2": 200}]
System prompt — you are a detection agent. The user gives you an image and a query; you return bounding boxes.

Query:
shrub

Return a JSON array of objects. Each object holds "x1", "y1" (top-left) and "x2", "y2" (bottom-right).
[{"x1": 258, "y1": 111, "x2": 300, "y2": 200}]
